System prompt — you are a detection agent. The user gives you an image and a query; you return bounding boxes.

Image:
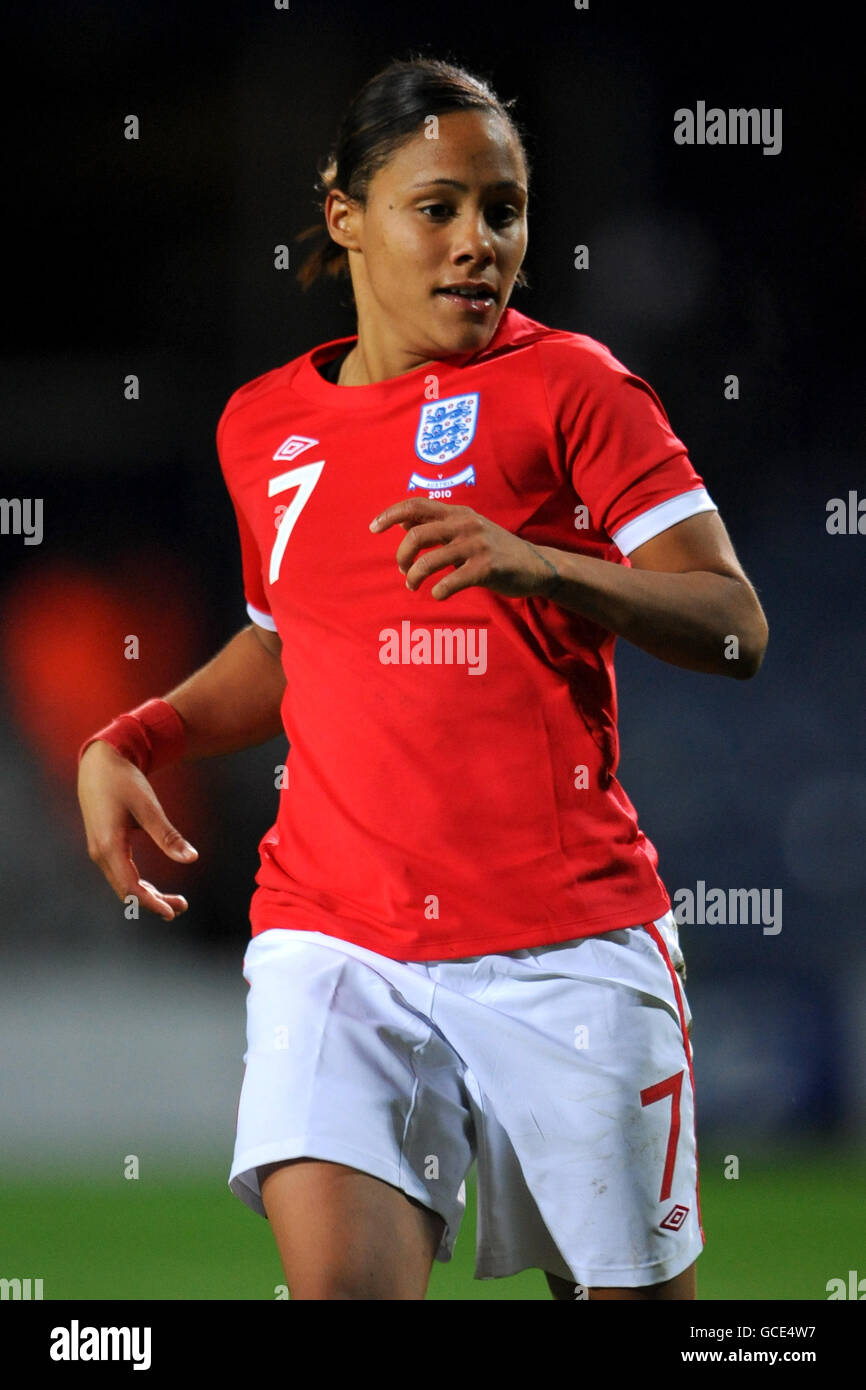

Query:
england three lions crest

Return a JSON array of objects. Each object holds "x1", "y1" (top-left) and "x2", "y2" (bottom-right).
[{"x1": 415, "y1": 392, "x2": 479, "y2": 466}]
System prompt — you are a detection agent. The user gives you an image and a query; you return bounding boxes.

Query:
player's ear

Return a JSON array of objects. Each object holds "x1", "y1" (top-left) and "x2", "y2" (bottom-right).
[{"x1": 324, "y1": 189, "x2": 362, "y2": 254}]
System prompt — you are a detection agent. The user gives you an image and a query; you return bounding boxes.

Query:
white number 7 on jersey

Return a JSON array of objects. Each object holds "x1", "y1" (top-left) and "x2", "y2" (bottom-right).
[{"x1": 268, "y1": 460, "x2": 325, "y2": 584}]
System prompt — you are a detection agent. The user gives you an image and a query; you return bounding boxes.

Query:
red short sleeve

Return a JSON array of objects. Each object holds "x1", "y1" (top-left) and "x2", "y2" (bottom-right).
[
  {"x1": 537, "y1": 335, "x2": 716, "y2": 553},
  {"x1": 216, "y1": 406, "x2": 276, "y2": 630}
]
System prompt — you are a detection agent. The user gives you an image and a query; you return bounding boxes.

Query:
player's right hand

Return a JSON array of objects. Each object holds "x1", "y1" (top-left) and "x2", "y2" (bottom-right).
[{"x1": 77, "y1": 739, "x2": 199, "y2": 921}]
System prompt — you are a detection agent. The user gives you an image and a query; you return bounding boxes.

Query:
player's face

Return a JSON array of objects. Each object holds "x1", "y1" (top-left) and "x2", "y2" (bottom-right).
[{"x1": 346, "y1": 110, "x2": 528, "y2": 361}]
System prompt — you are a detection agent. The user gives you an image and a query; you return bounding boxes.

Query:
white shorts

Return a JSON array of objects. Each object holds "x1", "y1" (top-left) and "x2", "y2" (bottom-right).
[{"x1": 228, "y1": 910, "x2": 704, "y2": 1288}]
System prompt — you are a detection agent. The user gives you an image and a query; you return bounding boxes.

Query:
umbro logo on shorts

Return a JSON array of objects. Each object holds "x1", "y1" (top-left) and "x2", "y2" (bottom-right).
[{"x1": 660, "y1": 1204, "x2": 690, "y2": 1231}]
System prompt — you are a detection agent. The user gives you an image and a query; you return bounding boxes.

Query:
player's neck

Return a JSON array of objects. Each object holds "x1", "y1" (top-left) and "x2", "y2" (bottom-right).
[{"x1": 338, "y1": 332, "x2": 431, "y2": 388}]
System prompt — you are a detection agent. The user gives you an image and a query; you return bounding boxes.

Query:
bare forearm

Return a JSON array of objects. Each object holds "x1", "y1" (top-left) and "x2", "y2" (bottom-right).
[
  {"x1": 162, "y1": 625, "x2": 287, "y2": 761},
  {"x1": 531, "y1": 545, "x2": 768, "y2": 678}
]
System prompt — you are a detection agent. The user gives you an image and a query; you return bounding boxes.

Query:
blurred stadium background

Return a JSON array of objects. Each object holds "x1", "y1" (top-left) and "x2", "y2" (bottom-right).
[{"x1": 2, "y1": 0, "x2": 864, "y2": 1299}]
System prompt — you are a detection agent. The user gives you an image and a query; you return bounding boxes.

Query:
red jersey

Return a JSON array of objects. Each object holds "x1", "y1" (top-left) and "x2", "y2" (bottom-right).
[{"x1": 216, "y1": 308, "x2": 716, "y2": 960}]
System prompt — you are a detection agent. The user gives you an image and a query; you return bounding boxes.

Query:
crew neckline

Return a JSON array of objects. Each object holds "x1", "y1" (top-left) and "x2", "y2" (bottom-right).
[
  {"x1": 291, "y1": 307, "x2": 523, "y2": 411},
  {"x1": 316, "y1": 344, "x2": 352, "y2": 385}
]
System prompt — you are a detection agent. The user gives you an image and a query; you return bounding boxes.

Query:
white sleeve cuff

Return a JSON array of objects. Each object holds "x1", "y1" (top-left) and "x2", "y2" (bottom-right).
[
  {"x1": 246, "y1": 601, "x2": 278, "y2": 632},
  {"x1": 611, "y1": 487, "x2": 718, "y2": 556}
]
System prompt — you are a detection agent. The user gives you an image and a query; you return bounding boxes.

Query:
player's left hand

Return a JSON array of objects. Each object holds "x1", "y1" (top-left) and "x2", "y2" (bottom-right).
[{"x1": 369, "y1": 498, "x2": 556, "y2": 601}]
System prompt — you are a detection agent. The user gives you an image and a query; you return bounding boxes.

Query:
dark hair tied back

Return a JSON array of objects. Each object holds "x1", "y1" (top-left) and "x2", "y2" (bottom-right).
[{"x1": 295, "y1": 55, "x2": 531, "y2": 293}]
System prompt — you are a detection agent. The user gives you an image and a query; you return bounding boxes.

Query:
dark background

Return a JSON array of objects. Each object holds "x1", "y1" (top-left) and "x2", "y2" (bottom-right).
[{"x1": 2, "y1": 0, "x2": 863, "y2": 1160}]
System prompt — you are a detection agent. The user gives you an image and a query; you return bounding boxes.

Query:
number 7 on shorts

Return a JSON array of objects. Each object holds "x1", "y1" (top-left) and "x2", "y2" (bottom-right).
[{"x1": 640, "y1": 1069, "x2": 684, "y2": 1202}]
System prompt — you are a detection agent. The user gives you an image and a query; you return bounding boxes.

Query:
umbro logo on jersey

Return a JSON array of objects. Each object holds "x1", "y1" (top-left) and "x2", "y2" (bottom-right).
[
  {"x1": 273, "y1": 434, "x2": 318, "y2": 462},
  {"x1": 659, "y1": 1204, "x2": 690, "y2": 1232}
]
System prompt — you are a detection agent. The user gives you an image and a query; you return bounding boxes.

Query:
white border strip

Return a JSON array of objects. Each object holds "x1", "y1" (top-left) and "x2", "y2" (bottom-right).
[
  {"x1": 611, "y1": 488, "x2": 717, "y2": 556},
  {"x1": 247, "y1": 601, "x2": 278, "y2": 632}
]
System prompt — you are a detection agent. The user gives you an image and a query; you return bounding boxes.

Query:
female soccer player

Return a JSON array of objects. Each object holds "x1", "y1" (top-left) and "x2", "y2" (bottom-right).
[{"x1": 77, "y1": 56, "x2": 768, "y2": 1300}]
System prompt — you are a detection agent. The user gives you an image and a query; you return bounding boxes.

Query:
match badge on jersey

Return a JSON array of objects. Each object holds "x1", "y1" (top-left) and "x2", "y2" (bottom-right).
[
  {"x1": 272, "y1": 435, "x2": 318, "y2": 462},
  {"x1": 414, "y1": 393, "x2": 479, "y2": 466},
  {"x1": 407, "y1": 462, "x2": 477, "y2": 499},
  {"x1": 410, "y1": 394, "x2": 479, "y2": 497}
]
